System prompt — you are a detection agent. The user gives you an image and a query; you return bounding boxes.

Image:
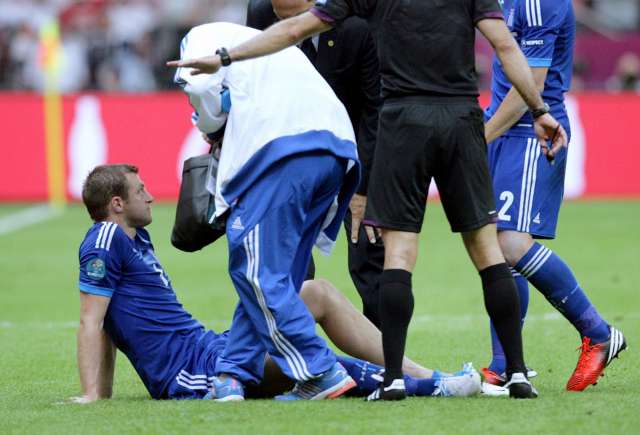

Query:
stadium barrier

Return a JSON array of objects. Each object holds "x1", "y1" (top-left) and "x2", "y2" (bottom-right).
[{"x1": 2, "y1": 92, "x2": 639, "y2": 201}]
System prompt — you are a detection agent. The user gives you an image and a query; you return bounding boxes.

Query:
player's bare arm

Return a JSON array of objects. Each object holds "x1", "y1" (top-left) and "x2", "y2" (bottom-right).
[
  {"x1": 75, "y1": 292, "x2": 116, "y2": 403},
  {"x1": 485, "y1": 67, "x2": 549, "y2": 144},
  {"x1": 477, "y1": 18, "x2": 567, "y2": 158},
  {"x1": 166, "y1": 12, "x2": 330, "y2": 75}
]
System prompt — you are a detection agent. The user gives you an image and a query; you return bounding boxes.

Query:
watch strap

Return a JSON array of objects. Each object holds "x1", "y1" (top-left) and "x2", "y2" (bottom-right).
[
  {"x1": 531, "y1": 103, "x2": 550, "y2": 120},
  {"x1": 216, "y1": 47, "x2": 232, "y2": 67}
]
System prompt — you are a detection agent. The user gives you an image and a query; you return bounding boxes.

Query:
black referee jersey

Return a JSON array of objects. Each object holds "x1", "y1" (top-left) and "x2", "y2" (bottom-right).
[{"x1": 312, "y1": 0, "x2": 503, "y2": 99}]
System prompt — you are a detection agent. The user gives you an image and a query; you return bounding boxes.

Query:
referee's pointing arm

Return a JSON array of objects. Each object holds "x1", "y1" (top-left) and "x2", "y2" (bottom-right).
[{"x1": 166, "y1": 11, "x2": 329, "y2": 74}]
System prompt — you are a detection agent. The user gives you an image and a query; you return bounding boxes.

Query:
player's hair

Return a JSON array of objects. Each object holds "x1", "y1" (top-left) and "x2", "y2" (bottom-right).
[{"x1": 82, "y1": 164, "x2": 139, "y2": 222}]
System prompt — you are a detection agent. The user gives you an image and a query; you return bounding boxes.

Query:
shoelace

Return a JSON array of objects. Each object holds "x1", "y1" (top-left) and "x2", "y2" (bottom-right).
[{"x1": 575, "y1": 337, "x2": 596, "y2": 372}]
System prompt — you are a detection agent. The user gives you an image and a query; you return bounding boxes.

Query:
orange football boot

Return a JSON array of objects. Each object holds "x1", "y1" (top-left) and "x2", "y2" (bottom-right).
[{"x1": 566, "y1": 327, "x2": 627, "y2": 391}]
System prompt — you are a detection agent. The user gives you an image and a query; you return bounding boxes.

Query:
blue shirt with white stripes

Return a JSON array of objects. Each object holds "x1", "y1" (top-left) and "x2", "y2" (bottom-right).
[
  {"x1": 486, "y1": 0, "x2": 575, "y2": 137},
  {"x1": 78, "y1": 222, "x2": 212, "y2": 398}
]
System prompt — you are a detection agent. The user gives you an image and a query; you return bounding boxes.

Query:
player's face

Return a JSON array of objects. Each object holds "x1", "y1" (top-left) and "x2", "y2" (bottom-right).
[
  {"x1": 123, "y1": 173, "x2": 154, "y2": 228},
  {"x1": 272, "y1": 0, "x2": 313, "y2": 20}
]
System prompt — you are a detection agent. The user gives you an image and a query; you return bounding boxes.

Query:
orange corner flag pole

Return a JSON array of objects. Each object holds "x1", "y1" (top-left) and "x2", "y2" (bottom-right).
[{"x1": 41, "y1": 18, "x2": 66, "y2": 209}]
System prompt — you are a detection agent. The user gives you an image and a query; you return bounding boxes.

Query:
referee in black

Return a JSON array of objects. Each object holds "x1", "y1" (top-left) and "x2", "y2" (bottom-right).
[
  {"x1": 168, "y1": 0, "x2": 568, "y2": 401},
  {"x1": 246, "y1": 0, "x2": 385, "y2": 327}
]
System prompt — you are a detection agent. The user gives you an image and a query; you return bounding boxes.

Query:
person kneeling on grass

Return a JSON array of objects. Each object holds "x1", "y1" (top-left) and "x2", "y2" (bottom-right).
[{"x1": 72, "y1": 164, "x2": 481, "y2": 403}]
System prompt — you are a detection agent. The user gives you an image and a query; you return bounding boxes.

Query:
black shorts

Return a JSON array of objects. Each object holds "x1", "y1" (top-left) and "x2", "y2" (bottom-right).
[{"x1": 365, "y1": 97, "x2": 497, "y2": 233}]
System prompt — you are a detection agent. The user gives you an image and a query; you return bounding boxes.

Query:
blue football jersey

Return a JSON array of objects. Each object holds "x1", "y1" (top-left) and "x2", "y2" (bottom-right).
[
  {"x1": 78, "y1": 222, "x2": 214, "y2": 399},
  {"x1": 486, "y1": 0, "x2": 575, "y2": 137}
]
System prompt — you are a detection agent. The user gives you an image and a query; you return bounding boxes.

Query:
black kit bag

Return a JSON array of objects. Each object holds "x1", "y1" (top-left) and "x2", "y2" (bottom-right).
[{"x1": 171, "y1": 147, "x2": 228, "y2": 252}]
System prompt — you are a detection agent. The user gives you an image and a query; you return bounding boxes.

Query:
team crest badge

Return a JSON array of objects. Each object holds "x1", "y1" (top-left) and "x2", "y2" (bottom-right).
[{"x1": 86, "y1": 257, "x2": 106, "y2": 280}]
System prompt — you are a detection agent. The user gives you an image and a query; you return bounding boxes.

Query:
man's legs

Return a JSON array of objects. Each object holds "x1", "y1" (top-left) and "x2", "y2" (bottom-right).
[
  {"x1": 500, "y1": 231, "x2": 609, "y2": 342},
  {"x1": 217, "y1": 223, "x2": 336, "y2": 384},
  {"x1": 421, "y1": 104, "x2": 537, "y2": 398},
  {"x1": 355, "y1": 99, "x2": 427, "y2": 400},
  {"x1": 373, "y1": 229, "x2": 418, "y2": 399},
  {"x1": 461, "y1": 224, "x2": 528, "y2": 385},
  {"x1": 488, "y1": 134, "x2": 625, "y2": 391},
  {"x1": 360, "y1": 101, "x2": 526, "y2": 399},
  {"x1": 250, "y1": 356, "x2": 476, "y2": 399},
  {"x1": 499, "y1": 230, "x2": 625, "y2": 391},
  {"x1": 300, "y1": 278, "x2": 430, "y2": 379},
  {"x1": 336, "y1": 356, "x2": 480, "y2": 398},
  {"x1": 486, "y1": 270, "x2": 529, "y2": 377},
  {"x1": 216, "y1": 303, "x2": 267, "y2": 385},
  {"x1": 343, "y1": 209, "x2": 385, "y2": 327},
  {"x1": 247, "y1": 278, "x2": 481, "y2": 399},
  {"x1": 216, "y1": 153, "x2": 352, "y2": 393}
]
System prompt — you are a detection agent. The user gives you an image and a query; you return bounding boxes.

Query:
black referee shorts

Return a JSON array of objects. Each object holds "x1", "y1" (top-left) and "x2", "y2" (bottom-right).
[{"x1": 366, "y1": 96, "x2": 497, "y2": 233}]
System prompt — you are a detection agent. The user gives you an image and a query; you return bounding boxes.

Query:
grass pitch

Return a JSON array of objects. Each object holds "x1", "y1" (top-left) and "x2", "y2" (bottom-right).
[{"x1": 1, "y1": 201, "x2": 638, "y2": 434}]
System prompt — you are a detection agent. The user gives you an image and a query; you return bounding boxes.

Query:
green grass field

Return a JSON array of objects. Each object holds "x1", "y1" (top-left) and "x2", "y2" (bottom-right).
[{"x1": 1, "y1": 201, "x2": 638, "y2": 434}]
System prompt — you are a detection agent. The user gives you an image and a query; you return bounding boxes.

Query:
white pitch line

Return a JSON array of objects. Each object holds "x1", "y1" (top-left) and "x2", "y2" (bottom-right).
[{"x1": 0, "y1": 204, "x2": 64, "y2": 236}]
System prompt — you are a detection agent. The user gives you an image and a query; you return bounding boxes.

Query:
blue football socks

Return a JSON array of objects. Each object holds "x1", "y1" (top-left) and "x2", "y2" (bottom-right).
[
  {"x1": 515, "y1": 242, "x2": 610, "y2": 344},
  {"x1": 337, "y1": 356, "x2": 437, "y2": 397},
  {"x1": 488, "y1": 270, "x2": 529, "y2": 374}
]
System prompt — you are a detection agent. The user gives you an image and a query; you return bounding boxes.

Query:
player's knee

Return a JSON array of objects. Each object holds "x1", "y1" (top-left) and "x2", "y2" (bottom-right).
[
  {"x1": 461, "y1": 225, "x2": 505, "y2": 269},
  {"x1": 300, "y1": 279, "x2": 332, "y2": 321},
  {"x1": 384, "y1": 244, "x2": 417, "y2": 271},
  {"x1": 382, "y1": 230, "x2": 419, "y2": 271},
  {"x1": 498, "y1": 231, "x2": 534, "y2": 265},
  {"x1": 313, "y1": 279, "x2": 337, "y2": 306},
  {"x1": 497, "y1": 237, "x2": 520, "y2": 265}
]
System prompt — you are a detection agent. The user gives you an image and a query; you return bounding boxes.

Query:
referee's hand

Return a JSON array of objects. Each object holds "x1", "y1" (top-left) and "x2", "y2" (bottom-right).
[
  {"x1": 534, "y1": 113, "x2": 568, "y2": 161},
  {"x1": 166, "y1": 55, "x2": 222, "y2": 75},
  {"x1": 349, "y1": 194, "x2": 377, "y2": 244}
]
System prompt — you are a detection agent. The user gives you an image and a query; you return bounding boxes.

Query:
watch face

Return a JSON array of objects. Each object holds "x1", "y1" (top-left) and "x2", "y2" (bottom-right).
[{"x1": 216, "y1": 48, "x2": 231, "y2": 66}]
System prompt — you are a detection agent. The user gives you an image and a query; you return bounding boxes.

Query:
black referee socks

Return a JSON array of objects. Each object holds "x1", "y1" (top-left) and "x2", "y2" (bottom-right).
[
  {"x1": 480, "y1": 263, "x2": 527, "y2": 376},
  {"x1": 378, "y1": 269, "x2": 414, "y2": 386}
]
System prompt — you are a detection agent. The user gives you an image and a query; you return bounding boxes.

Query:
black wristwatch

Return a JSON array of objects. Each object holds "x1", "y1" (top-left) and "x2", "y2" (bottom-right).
[
  {"x1": 531, "y1": 103, "x2": 550, "y2": 119},
  {"x1": 216, "y1": 47, "x2": 232, "y2": 66}
]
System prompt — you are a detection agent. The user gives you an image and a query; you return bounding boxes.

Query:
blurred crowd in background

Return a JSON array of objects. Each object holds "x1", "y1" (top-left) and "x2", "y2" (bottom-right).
[
  {"x1": 0, "y1": 0, "x2": 245, "y2": 92},
  {"x1": 1, "y1": 0, "x2": 639, "y2": 93}
]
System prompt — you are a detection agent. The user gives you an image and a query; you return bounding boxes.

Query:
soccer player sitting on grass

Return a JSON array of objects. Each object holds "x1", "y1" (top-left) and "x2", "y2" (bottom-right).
[{"x1": 72, "y1": 164, "x2": 481, "y2": 403}]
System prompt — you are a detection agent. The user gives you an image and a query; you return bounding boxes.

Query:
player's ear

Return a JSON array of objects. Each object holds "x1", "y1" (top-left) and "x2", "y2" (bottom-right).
[{"x1": 110, "y1": 196, "x2": 125, "y2": 214}]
